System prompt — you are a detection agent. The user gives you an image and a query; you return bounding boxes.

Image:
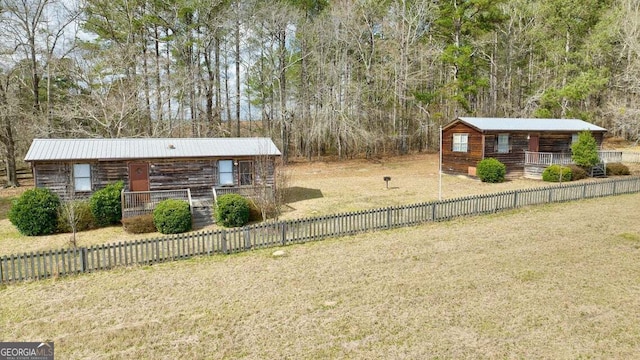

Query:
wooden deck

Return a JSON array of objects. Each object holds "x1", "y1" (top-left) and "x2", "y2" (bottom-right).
[
  {"x1": 524, "y1": 150, "x2": 624, "y2": 179},
  {"x1": 121, "y1": 186, "x2": 271, "y2": 223},
  {"x1": 121, "y1": 189, "x2": 192, "y2": 218}
]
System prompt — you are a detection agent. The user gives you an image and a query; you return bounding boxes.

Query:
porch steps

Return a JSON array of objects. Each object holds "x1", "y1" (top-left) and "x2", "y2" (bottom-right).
[
  {"x1": 191, "y1": 199, "x2": 215, "y2": 229},
  {"x1": 590, "y1": 163, "x2": 607, "y2": 178}
]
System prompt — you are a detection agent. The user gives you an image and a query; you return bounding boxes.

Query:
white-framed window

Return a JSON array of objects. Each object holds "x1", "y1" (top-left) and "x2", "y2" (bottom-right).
[
  {"x1": 572, "y1": 133, "x2": 579, "y2": 144},
  {"x1": 218, "y1": 160, "x2": 234, "y2": 186},
  {"x1": 73, "y1": 164, "x2": 92, "y2": 192},
  {"x1": 453, "y1": 133, "x2": 468, "y2": 152},
  {"x1": 497, "y1": 133, "x2": 509, "y2": 153},
  {"x1": 238, "y1": 161, "x2": 253, "y2": 186}
]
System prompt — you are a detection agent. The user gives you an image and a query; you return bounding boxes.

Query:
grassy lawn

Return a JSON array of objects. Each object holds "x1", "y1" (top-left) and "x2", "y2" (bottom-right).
[
  {"x1": 0, "y1": 153, "x2": 556, "y2": 256},
  {"x1": 0, "y1": 152, "x2": 638, "y2": 257},
  {"x1": 0, "y1": 196, "x2": 14, "y2": 220},
  {"x1": 1, "y1": 193, "x2": 639, "y2": 358},
  {"x1": 280, "y1": 153, "x2": 549, "y2": 219}
]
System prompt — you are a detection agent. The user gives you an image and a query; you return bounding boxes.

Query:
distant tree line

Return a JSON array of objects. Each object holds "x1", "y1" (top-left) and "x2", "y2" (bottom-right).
[{"x1": 1, "y1": 0, "x2": 640, "y2": 185}]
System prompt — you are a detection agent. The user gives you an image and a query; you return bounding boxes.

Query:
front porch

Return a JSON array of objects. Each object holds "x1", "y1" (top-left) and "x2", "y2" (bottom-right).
[
  {"x1": 524, "y1": 150, "x2": 623, "y2": 179},
  {"x1": 121, "y1": 185, "x2": 271, "y2": 228},
  {"x1": 212, "y1": 185, "x2": 274, "y2": 203}
]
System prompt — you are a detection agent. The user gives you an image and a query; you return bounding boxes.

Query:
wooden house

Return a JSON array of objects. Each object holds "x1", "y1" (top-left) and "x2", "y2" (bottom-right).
[
  {"x1": 25, "y1": 138, "x2": 281, "y2": 223},
  {"x1": 441, "y1": 117, "x2": 611, "y2": 179}
]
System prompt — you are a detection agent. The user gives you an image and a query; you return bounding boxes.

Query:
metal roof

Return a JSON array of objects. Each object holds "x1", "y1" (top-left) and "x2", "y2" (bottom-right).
[
  {"x1": 25, "y1": 138, "x2": 282, "y2": 162},
  {"x1": 452, "y1": 117, "x2": 607, "y2": 132}
]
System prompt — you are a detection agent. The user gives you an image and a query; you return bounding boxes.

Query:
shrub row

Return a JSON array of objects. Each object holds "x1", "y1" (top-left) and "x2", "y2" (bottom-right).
[
  {"x1": 473, "y1": 158, "x2": 632, "y2": 184},
  {"x1": 541, "y1": 163, "x2": 631, "y2": 182},
  {"x1": 9, "y1": 182, "x2": 125, "y2": 236},
  {"x1": 9, "y1": 184, "x2": 256, "y2": 236}
]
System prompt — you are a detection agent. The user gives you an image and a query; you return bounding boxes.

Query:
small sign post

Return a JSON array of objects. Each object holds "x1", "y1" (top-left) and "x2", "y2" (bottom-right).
[{"x1": 383, "y1": 176, "x2": 391, "y2": 189}]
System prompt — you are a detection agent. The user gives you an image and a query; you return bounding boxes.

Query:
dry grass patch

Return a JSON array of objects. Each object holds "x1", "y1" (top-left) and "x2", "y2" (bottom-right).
[
  {"x1": 281, "y1": 153, "x2": 547, "y2": 219},
  {"x1": 1, "y1": 194, "x2": 640, "y2": 359}
]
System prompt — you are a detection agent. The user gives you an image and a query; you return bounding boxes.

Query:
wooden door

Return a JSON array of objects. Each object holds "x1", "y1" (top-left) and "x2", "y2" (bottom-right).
[
  {"x1": 528, "y1": 134, "x2": 540, "y2": 164},
  {"x1": 128, "y1": 163, "x2": 150, "y2": 192},
  {"x1": 528, "y1": 134, "x2": 539, "y2": 152}
]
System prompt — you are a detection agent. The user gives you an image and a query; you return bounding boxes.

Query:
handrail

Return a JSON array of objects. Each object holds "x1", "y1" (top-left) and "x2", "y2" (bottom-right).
[
  {"x1": 121, "y1": 189, "x2": 191, "y2": 218},
  {"x1": 525, "y1": 150, "x2": 623, "y2": 165},
  {"x1": 212, "y1": 185, "x2": 273, "y2": 202}
]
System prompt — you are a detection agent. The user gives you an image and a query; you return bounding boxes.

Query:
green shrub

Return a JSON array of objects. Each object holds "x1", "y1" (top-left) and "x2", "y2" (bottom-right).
[
  {"x1": 122, "y1": 214, "x2": 157, "y2": 234},
  {"x1": 90, "y1": 181, "x2": 124, "y2": 227},
  {"x1": 153, "y1": 199, "x2": 192, "y2": 234},
  {"x1": 476, "y1": 158, "x2": 506, "y2": 183},
  {"x1": 566, "y1": 164, "x2": 588, "y2": 181},
  {"x1": 571, "y1": 131, "x2": 599, "y2": 167},
  {"x1": 9, "y1": 188, "x2": 60, "y2": 236},
  {"x1": 542, "y1": 165, "x2": 572, "y2": 182},
  {"x1": 215, "y1": 194, "x2": 250, "y2": 227},
  {"x1": 606, "y1": 162, "x2": 631, "y2": 176},
  {"x1": 57, "y1": 200, "x2": 96, "y2": 233}
]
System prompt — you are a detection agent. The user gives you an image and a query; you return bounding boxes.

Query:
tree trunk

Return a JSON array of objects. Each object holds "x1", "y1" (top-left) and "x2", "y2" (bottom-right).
[
  {"x1": 215, "y1": 35, "x2": 222, "y2": 131},
  {"x1": 279, "y1": 27, "x2": 289, "y2": 164},
  {"x1": 4, "y1": 137, "x2": 19, "y2": 187},
  {"x1": 154, "y1": 26, "x2": 163, "y2": 126},
  {"x1": 0, "y1": 76, "x2": 18, "y2": 187},
  {"x1": 235, "y1": 8, "x2": 242, "y2": 136}
]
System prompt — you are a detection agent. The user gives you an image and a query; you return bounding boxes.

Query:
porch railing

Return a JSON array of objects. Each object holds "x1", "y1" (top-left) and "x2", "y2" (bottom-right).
[
  {"x1": 213, "y1": 185, "x2": 273, "y2": 204},
  {"x1": 121, "y1": 189, "x2": 192, "y2": 218},
  {"x1": 525, "y1": 151, "x2": 623, "y2": 166},
  {"x1": 598, "y1": 150, "x2": 624, "y2": 163}
]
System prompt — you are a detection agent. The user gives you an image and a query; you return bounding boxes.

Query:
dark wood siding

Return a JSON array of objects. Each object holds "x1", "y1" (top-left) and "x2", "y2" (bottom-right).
[
  {"x1": 31, "y1": 156, "x2": 278, "y2": 200},
  {"x1": 483, "y1": 132, "x2": 528, "y2": 174},
  {"x1": 255, "y1": 156, "x2": 276, "y2": 186},
  {"x1": 94, "y1": 161, "x2": 128, "y2": 190},
  {"x1": 593, "y1": 132, "x2": 604, "y2": 145},
  {"x1": 539, "y1": 133, "x2": 573, "y2": 153},
  {"x1": 33, "y1": 162, "x2": 71, "y2": 199},
  {"x1": 149, "y1": 159, "x2": 215, "y2": 194},
  {"x1": 442, "y1": 122, "x2": 483, "y2": 175}
]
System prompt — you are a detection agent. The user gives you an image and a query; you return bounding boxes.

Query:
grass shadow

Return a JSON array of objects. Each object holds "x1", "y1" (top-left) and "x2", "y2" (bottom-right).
[{"x1": 285, "y1": 186, "x2": 324, "y2": 203}]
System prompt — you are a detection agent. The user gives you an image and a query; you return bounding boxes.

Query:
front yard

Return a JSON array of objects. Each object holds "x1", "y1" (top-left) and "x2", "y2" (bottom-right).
[
  {"x1": 2, "y1": 193, "x2": 640, "y2": 358},
  {"x1": 1, "y1": 152, "x2": 639, "y2": 256}
]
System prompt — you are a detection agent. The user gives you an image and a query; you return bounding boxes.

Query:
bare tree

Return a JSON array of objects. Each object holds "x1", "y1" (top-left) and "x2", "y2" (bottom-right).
[
  {"x1": 0, "y1": 0, "x2": 78, "y2": 185},
  {"x1": 0, "y1": 70, "x2": 20, "y2": 186},
  {"x1": 252, "y1": 142, "x2": 290, "y2": 221},
  {"x1": 56, "y1": 54, "x2": 151, "y2": 138},
  {"x1": 59, "y1": 198, "x2": 81, "y2": 248}
]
